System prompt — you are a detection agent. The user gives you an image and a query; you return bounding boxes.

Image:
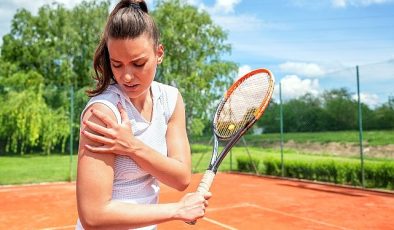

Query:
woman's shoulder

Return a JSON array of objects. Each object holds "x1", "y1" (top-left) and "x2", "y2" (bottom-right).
[
  {"x1": 82, "y1": 84, "x2": 123, "y2": 123},
  {"x1": 152, "y1": 81, "x2": 177, "y2": 91},
  {"x1": 85, "y1": 84, "x2": 125, "y2": 108},
  {"x1": 152, "y1": 81, "x2": 179, "y2": 123},
  {"x1": 152, "y1": 81, "x2": 179, "y2": 100}
]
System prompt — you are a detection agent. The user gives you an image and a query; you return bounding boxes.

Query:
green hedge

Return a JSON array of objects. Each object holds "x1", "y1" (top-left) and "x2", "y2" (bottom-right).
[
  {"x1": 237, "y1": 156, "x2": 394, "y2": 190},
  {"x1": 236, "y1": 155, "x2": 260, "y2": 172}
]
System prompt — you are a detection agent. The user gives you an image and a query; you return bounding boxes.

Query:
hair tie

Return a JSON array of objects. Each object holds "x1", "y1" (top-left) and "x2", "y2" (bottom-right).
[{"x1": 129, "y1": 2, "x2": 141, "y2": 10}]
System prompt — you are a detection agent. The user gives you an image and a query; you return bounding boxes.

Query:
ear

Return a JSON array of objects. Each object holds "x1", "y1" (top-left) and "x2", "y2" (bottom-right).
[{"x1": 156, "y1": 44, "x2": 164, "y2": 64}]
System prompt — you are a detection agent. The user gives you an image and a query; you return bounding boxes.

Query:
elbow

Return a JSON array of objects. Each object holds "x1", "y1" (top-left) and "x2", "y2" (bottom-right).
[
  {"x1": 79, "y1": 213, "x2": 101, "y2": 230},
  {"x1": 79, "y1": 208, "x2": 107, "y2": 230},
  {"x1": 175, "y1": 171, "x2": 191, "y2": 191},
  {"x1": 175, "y1": 181, "x2": 189, "y2": 191}
]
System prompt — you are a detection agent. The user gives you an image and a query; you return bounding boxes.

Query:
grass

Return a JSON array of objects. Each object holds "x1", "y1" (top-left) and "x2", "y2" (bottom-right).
[
  {"x1": 1, "y1": 130, "x2": 393, "y2": 185},
  {"x1": 190, "y1": 145, "x2": 391, "y2": 173},
  {"x1": 0, "y1": 153, "x2": 77, "y2": 185},
  {"x1": 242, "y1": 130, "x2": 394, "y2": 146}
]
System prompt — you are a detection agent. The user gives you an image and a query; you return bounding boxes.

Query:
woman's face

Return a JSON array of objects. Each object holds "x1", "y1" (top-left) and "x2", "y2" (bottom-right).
[{"x1": 107, "y1": 34, "x2": 163, "y2": 100}]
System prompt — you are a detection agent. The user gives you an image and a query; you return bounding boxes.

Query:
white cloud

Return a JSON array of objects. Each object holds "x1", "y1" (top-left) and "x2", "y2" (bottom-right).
[
  {"x1": 332, "y1": 0, "x2": 348, "y2": 7},
  {"x1": 212, "y1": 0, "x2": 241, "y2": 14},
  {"x1": 352, "y1": 93, "x2": 380, "y2": 108},
  {"x1": 331, "y1": 0, "x2": 394, "y2": 8},
  {"x1": 236, "y1": 65, "x2": 252, "y2": 80},
  {"x1": 274, "y1": 75, "x2": 320, "y2": 101},
  {"x1": 279, "y1": 62, "x2": 326, "y2": 78}
]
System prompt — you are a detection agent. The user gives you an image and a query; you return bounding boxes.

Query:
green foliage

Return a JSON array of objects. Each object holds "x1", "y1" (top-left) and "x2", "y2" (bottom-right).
[
  {"x1": 244, "y1": 130, "x2": 394, "y2": 146},
  {"x1": 189, "y1": 118, "x2": 206, "y2": 136},
  {"x1": 152, "y1": 0, "x2": 238, "y2": 134},
  {"x1": 261, "y1": 157, "x2": 394, "y2": 189},
  {"x1": 0, "y1": 1, "x2": 109, "y2": 154},
  {"x1": 1, "y1": 0, "x2": 109, "y2": 88},
  {"x1": 236, "y1": 155, "x2": 260, "y2": 172},
  {"x1": 0, "y1": 71, "x2": 69, "y2": 155},
  {"x1": 258, "y1": 88, "x2": 394, "y2": 133},
  {"x1": 0, "y1": 0, "x2": 238, "y2": 155}
]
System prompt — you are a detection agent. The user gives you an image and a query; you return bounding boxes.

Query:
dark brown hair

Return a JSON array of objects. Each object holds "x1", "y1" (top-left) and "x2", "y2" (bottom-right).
[{"x1": 88, "y1": 0, "x2": 160, "y2": 96}]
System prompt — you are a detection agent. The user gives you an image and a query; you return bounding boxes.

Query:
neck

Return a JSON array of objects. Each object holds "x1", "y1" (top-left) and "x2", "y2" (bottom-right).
[{"x1": 130, "y1": 87, "x2": 152, "y2": 113}]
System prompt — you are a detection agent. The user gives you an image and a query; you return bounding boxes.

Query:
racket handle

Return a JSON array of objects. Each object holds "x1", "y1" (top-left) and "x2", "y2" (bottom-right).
[
  {"x1": 186, "y1": 170, "x2": 216, "y2": 225},
  {"x1": 196, "y1": 170, "x2": 216, "y2": 193}
]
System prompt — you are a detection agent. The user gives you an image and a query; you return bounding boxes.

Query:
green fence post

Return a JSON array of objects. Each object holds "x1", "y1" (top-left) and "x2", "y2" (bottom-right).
[
  {"x1": 280, "y1": 82, "x2": 284, "y2": 177},
  {"x1": 69, "y1": 85, "x2": 74, "y2": 182},
  {"x1": 356, "y1": 66, "x2": 365, "y2": 188}
]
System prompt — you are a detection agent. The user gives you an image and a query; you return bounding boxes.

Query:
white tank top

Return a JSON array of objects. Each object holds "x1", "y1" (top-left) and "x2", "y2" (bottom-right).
[{"x1": 76, "y1": 81, "x2": 178, "y2": 230}]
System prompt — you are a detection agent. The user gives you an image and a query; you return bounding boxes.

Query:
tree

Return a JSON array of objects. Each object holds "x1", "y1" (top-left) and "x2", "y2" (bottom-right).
[
  {"x1": 323, "y1": 88, "x2": 357, "y2": 130},
  {"x1": 282, "y1": 94, "x2": 328, "y2": 132},
  {"x1": 1, "y1": 0, "x2": 109, "y2": 88},
  {"x1": 0, "y1": 1, "x2": 110, "y2": 154},
  {"x1": 257, "y1": 101, "x2": 280, "y2": 133},
  {"x1": 152, "y1": 0, "x2": 238, "y2": 136},
  {"x1": 374, "y1": 102, "x2": 394, "y2": 130},
  {"x1": 0, "y1": 69, "x2": 69, "y2": 155}
]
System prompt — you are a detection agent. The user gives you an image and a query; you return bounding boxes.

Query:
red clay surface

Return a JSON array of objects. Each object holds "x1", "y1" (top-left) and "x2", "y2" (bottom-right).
[{"x1": 0, "y1": 173, "x2": 393, "y2": 230}]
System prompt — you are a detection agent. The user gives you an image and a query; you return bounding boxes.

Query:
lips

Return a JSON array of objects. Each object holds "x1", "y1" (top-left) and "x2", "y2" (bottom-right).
[{"x1": 123, "y1": 83, "x2": 139, "y2": 91}]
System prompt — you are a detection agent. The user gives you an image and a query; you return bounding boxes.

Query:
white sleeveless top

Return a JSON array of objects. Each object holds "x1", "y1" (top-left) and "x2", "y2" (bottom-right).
[{"x1": 76, "y1": 81, "x2": 178, "y2": 230}]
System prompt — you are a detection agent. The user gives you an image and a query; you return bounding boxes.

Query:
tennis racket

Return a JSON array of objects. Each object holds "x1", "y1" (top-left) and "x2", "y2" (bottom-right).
[{"x1": 188, "y1": 68, "x2": 275, "y2": 224}]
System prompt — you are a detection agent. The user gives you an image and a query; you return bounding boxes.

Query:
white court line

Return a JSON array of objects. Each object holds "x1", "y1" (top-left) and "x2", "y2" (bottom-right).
[
  {"x1": 202, "y1": 217, "x2": 238, "y2": 230},
  {"x1": 208, "y1": 202, "x2": 351, "y2": 230},
  {"x1": 247, "y1": 203, "x2": 352, "y2": 230}
]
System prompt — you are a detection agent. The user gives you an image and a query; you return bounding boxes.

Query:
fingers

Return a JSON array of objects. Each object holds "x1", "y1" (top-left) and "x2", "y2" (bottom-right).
[
  {"x1": 84, "y1": 144, "x2": 112, "y2": 154},
  {"x1": 204, "y1": 192, "x2": 212, "y2": 200},
  {"x1": 90, "y1": 108, "x2": 117, "y2": 128},
  {"x1": 83, "y1": 120, "x2": 114, "y2": 138},
  {"x1": 190, "y1": 192, "x2": 211, "y2": 209},
  {"x1": 117, "y1": 102, "x2": 129, "y2": 123},
  {"x1": 81, "y1": 129, "x2": 113, "y2": 146},
  {"x1": 181, "y1": 192, "x2": 211, "y2": 223}
]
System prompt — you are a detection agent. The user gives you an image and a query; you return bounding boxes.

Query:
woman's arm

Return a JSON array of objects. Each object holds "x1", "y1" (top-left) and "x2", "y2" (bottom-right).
[
  {"x1": 83, "y1": 93, "x2": 192, "y2": 191},
  {"x1": 77, "y1": 103, "x2": 209, "y2": 229},
  {"x1": 128, "y1": 92, "x2": 191, "y2": 190}
]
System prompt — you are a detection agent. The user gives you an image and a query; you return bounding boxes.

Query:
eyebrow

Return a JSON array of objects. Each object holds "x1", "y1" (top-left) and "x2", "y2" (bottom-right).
[{"x1": 110, "y1": 56, "x2": 148, "y2": 63}]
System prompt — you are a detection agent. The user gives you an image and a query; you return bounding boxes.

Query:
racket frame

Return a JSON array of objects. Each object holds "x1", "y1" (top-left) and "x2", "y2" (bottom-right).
[
  {"x1": 209, "y1": 68, "x2": 275, "y2": 173},
  {"x1": 187, "y1": 68, "x2": 274, "y2": 225}
]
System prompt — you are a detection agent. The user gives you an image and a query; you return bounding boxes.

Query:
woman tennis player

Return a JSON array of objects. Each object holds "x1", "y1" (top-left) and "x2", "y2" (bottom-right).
[{"x1": 76, "y1": 1, "x2": 211, "y2": 229}]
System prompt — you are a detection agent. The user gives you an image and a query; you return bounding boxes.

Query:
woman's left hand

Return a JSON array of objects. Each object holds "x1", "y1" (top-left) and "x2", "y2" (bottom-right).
[{"x1": 82, "y1": 102, "x2": 139, "y2": 155}]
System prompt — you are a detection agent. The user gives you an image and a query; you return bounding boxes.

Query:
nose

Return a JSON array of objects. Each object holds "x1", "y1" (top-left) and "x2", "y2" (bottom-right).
[{"x1": 123, "y1": 68, "x2": 134, "y2": 83}]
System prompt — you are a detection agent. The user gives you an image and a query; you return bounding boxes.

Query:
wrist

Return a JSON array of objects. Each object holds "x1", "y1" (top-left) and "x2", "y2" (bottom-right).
[
  {"x1": 128, "y1": 138, "x2": 145, "y2": 157},
  {"x1": 170, "y1": 201, "x2": 183, "y2": 220}
]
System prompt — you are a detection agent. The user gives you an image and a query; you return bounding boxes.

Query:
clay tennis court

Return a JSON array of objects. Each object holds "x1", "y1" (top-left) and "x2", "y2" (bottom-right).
[{"x1": 0, "y1": 173, "x2": 393, "y2": 230}]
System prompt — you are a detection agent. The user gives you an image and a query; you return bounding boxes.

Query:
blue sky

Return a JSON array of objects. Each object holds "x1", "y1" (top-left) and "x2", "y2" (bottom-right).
[{"x1": 1, "y1": 0, "x2": 393, "y2": 107}]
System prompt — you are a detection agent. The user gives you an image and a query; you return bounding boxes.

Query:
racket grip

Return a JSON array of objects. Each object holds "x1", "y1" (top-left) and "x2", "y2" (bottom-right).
[
  {"x1": 196, "y1": 170, "x2": 216, "y2": 193},
  {"x1": 186, "y1": 170, "x2": 216, "y2": 225}
]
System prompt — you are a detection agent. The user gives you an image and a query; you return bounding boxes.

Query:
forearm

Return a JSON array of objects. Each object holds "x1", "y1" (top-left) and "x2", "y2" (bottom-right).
[
  {"x1": 132, "y1": 142, "x2": 191, "y2": 191},
  {"x1": 81, "y1": 201, "x2": 180, "y2": 230}
]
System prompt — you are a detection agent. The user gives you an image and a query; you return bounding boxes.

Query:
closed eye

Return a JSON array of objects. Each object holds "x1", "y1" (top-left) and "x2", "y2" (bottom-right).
[
  {"x1": 134, "y1": 62, "x2": 146, "y2": 67},
  {"x1": 111, "y1": 61, "x2": 122, "y2": 68}
]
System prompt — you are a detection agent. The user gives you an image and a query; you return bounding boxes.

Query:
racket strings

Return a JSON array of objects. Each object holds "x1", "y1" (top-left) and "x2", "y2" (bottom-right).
[{"x1": 215, "y1": 72, "x2": 272, "y2": 139}]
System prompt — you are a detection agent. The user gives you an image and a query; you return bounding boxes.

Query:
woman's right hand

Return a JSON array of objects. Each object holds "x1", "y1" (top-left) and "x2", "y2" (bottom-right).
[
  {"x1": 174, "y1": 192, "x2": 212, "y2": 222},
  {"x1": 81, "y1": 102, "x2": 141, "y2": 156}
]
